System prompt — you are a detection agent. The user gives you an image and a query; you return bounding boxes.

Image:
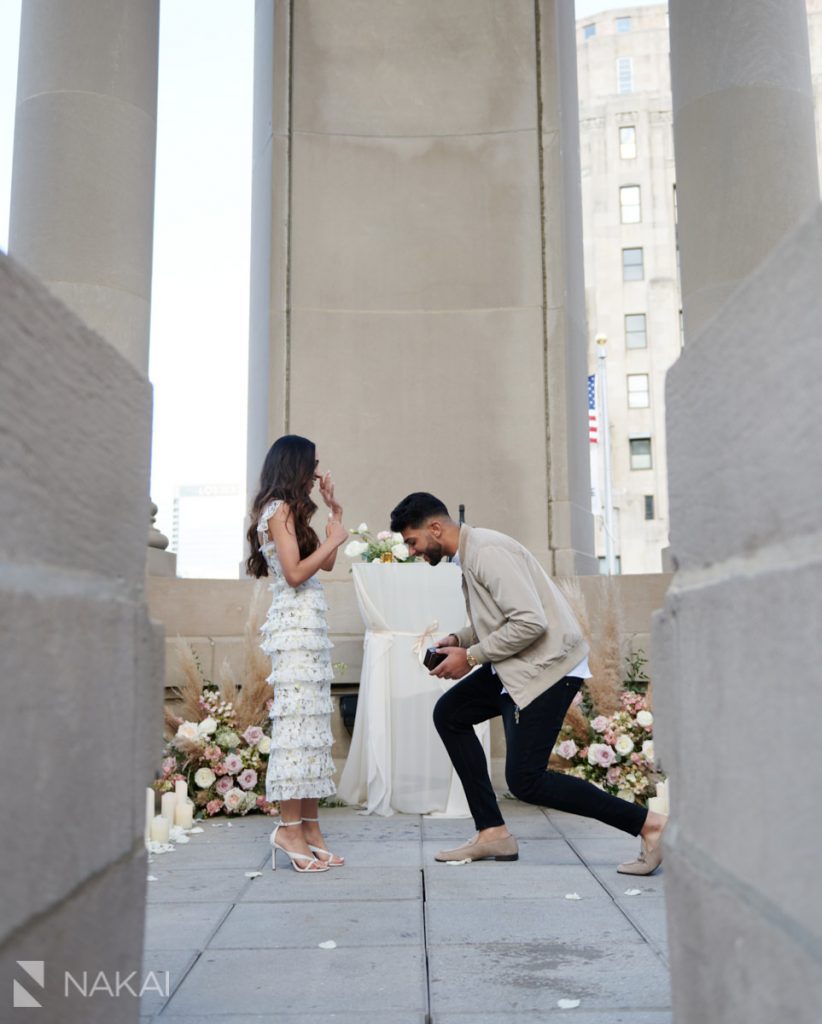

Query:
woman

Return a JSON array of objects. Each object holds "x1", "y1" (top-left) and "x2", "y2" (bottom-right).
[{"x1": 246, "y1": 435, "x2": 349, "y2": 873}]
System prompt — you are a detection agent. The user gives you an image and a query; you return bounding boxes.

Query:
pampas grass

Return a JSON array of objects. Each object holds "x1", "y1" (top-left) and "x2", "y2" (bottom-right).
[{"x1": 559, "y1": 575, "x2": 624, "y2": 716}]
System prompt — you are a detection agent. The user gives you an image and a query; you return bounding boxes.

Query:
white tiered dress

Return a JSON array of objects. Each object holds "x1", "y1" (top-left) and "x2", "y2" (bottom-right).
[{"x1": 257, "y1": 500, "x2": 336, "y2": 802}]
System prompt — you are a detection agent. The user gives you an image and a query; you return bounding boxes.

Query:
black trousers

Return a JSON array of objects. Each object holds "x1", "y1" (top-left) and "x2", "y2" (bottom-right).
[{"x1": 433, "y1": 664, "x2": 647, "y2": 836}]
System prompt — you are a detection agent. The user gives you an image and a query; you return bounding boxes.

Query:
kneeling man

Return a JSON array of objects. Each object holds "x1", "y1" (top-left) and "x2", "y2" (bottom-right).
[{"x1": 390, "y1": 492, "x2": 666, "y2": 874}]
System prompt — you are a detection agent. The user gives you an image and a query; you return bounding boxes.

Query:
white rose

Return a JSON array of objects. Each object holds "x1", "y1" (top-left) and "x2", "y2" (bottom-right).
[
  {"x1": 615, "y1": 734, "x2": 634, "y2": 756},
  {"x1": 197, "y1": 716, "x2": 217, "y2": 737},
  {"x1": 392, "y1": 532, "x2": 404, "y2": 544},
  {"x1": 636, "y1": 710, "x2": 654, "y2": 727},
  {"x1": 391, "y1": 543, "x2": 410, "y2": 561},
  {"x1": 642, "y1": 740, "x2": 655, "y2": 760},
  {"x1": 194, "y1": 767, "x2": 216, "y2": 789},
  {"x1": 344, "y1": 540, "x2": 368, "y2": 558},
  {"x1": 357, "y1": 522, "x2": 369, "y2": 533},
  {"x1": 258, "y1": 736, "x2": 271, "y2": 754},
  {"x1": 175, "y1": 721, "x2": 200, "y2": 742},
  {"x1": 223, "y1": 788, "x2": 244, "y2": 812}
]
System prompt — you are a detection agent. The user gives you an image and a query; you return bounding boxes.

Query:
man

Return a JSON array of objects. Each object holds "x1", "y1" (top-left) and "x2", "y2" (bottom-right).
[{"x1": 390, "y1": 492, "x2": 666, "y2": 873}]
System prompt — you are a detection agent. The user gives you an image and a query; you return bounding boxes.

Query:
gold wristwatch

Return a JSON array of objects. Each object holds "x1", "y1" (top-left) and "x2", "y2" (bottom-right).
[{"x1": 465, "y1": 648, "x2": 480, "y2": 669}]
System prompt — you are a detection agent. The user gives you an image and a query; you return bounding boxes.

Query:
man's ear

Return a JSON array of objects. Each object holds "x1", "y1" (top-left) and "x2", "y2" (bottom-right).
[{"x1": 428, "y1": 519, "x2": 443, "y2": 538}]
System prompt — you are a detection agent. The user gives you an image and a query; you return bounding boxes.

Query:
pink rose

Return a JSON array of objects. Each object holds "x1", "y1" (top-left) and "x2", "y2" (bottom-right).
[
  {"x1": 161, "y1": 756, "x2": 176, "y2": 776},
  {"x1": 591, "y1": 716, "x2": 609, "y2": 733},
  {"x1": 205, "y1": 799, "x2": 223, "y2": 816},
  {"x1": 588, "y1": 743, "x2": 616, "y2": 768},
  {"x1": 243, "y1": 726, "x2": 264, "y2": 746},
  {"x1": 556, "y1": 739, "x2": 578, "y2": 760},
  {"x1": 238, "y1": 768, "x2": 258, "y2": 790},
  {"x1": 224, "y1": 753, "x2": 244, "y2": 774},
  {"x1": 604, "y1": 730, "x2": 617, "y2": 745},
  {"x1": 606, "y1": 766, "x2": 621, "y2": 785},
  {"x1": 215, "y1": 776, "x2": 234, "y2": 796},
  {"x1": 571, "y1": 691, "x2": 583, "y2": 707}
]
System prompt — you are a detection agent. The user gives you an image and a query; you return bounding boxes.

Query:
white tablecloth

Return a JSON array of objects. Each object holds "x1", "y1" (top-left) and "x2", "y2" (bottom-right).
[{"x1": 337, "y1": 561, "x2": 491, "y2": 816}]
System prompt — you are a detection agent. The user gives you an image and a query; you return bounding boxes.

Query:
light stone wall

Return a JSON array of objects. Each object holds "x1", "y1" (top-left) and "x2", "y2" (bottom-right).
[
  {"x1": 0, "y1": 255, "x2": 164, "y2": 1021},
  {"x1": 248, "y1": 0, "x2": 596, "y2": 576},
  {"x1": 148, "y1": 571, "x2": 670, "y2": 788},
  {"x1": 654, "y1": 1, "x2": 822, "y2": 1019}
]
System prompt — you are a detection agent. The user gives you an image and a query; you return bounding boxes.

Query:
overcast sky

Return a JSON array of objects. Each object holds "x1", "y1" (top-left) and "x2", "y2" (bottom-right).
[{"x1": 0, "y1": 0, "x2": 663, "y2": 567}]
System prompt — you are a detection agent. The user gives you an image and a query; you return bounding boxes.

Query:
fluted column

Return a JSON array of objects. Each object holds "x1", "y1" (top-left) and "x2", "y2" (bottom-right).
[{"x1": 670, "y1": 0, "x2": 819, "y2": 336}]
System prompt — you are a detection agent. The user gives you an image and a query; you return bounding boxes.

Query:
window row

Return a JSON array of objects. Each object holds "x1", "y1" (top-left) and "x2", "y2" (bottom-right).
[{"x1": 583, "y1": 16, "x2": 632, "y2": 41}]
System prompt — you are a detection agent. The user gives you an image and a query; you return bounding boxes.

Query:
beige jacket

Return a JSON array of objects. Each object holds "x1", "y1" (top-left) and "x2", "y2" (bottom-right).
[{"x1": 453, "y1": 525, "x2": 588, "y2": 710}]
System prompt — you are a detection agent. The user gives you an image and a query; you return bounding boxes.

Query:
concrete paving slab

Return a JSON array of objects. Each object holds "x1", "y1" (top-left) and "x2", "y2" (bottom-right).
[
  {"x1": 546, "y1": 810, "x2": 640, "y2": 839},
  {"x1": 143, "y1": 902, "x2": 232, "y2": 951},
  {"x1": 424, "y1": 863, "x2": 605, "y2": 902},
  {"x1": 324, "y1": 838, "x2": 424, "y2": 867},
  {"x1": 433, "y1": 1012, "x2": 672, "y2": 1023},
  {"x1": 427, "y1": 941, "x2": 671, "y2": 1013},
  {"x1": 566, "y1": 835, "x2": 647, "y2": 865},
  {"x1": 139, "y1": 949, "x2": 199, "y2": 1018},
  {"x1": 150, "y1": 843, "x2": 271, "y2": 872},
  {"x1": 614, "y1": 900, "x2": 671, "y2": 954},
  {"x1": 236, "y1": 865, "x2": 423, "y2": 902},
  {"x1": 313, "y1": 812, "x2": 422, "y2": 840},
  {"x1": 145, "y1": 867, "x2": 254, "y2": 904},
  {"x1": 587, "y1": 862, "x2": 667, "y2": 902},
  {"x1": 151, "y1": 1015, "x2": 426, "y2": 1024},
  {"x1": 421, "y1": 815, "x2": 560, "y2": 841},
  {"x1": 426, "y1": 897, "x2": 649, "y2": 946},
  {"x1": 161, "y1": 947, "x2": 427, "y2": 1016},
  {"x1": 210, "y1": 899, "x2": 423, "y2": 948}
]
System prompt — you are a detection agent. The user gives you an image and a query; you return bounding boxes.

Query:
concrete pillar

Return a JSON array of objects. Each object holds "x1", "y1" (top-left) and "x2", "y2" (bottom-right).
[
  {"x1": 9, "y1": 0, "x2": 160, "y2": 371},
  {"x1": 248, "y1": 0, "x2": 595, "y2": 575},
  {"x1": 654, "y1": 3, "x2": 822, "y2": 1021},
  {"x1": 669, "y1": 0, "x2": 820, "y2": 336}
]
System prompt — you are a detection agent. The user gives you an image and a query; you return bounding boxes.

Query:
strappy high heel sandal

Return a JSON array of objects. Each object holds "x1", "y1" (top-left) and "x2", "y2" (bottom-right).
[
  {"x1": 302, "y1": 816, "x2": 345, "y2": 867},
  {"x1": 270, "y1": 820, "x2": 329, "y2": 873}
]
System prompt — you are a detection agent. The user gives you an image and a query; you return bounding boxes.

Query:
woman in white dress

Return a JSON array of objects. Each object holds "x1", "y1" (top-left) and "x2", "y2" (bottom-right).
[{"x1": 246, "y1": 435, "x2": 349, "y2": 873}]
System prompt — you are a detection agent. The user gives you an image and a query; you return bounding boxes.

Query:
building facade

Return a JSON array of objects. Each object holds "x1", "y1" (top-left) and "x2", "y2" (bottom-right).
[{"x1": 577, "y1": 0, "x2": 822, "y2": 574}]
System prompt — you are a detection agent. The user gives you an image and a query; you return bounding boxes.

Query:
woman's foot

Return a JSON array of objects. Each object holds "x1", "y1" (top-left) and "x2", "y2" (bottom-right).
[
  {"x1": 270, "y1": 820, "x2": 326, "y2": 871},
  {"x1": 301, "y1": 817, "x2": 345, "y2": 866}
]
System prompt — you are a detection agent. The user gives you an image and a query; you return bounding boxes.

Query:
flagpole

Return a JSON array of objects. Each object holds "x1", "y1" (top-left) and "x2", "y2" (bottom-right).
[{"x1": 596, "y1": 333, "x2": 617, "y2": 575}]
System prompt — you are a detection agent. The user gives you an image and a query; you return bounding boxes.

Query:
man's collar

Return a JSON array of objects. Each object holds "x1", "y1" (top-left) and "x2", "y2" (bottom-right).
[{"x1": 457, "y1": 523, "x2": 471, "y2": 563}]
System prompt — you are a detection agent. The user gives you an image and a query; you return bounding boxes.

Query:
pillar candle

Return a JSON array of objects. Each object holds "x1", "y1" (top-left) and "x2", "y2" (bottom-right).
[
  {"x1": 174, "y1": 779, "x2": 188, "y2": 803},
  {"x1": 144, "y1": 787, "x2": 155, "y2": 843},
  {"x1": 160, "y1": 791, "x2": 177, "y2": 824},
  {"x1": 150, "y1": 815, "x2": 170, "y2": 843},
  {"x1": 175, "y1": 801, "x2": 194, "y2": 829},
  {"x1": 647, "y1": 796, "x2": 665, "y2": 815}
]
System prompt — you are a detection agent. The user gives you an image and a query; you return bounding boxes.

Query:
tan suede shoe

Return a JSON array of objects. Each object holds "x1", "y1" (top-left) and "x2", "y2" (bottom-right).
[
  {"x1": 435, "y1": 834, "x2": 519, "y2": 863},
  {"x1": 616, "y1": 840, "x2": 663, "y2": 875}
]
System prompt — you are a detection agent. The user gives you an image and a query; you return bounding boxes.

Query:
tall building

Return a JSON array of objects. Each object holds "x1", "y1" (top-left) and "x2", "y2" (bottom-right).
[
  {"x1": 577, "y1": 0, "x2": 822, "y2": 574},
  {"x1": 172, "y1": 484, "x2": 245, "y2": 579},
  {"x1": 577, "y1": 4, "x2": 679, "y2": 574}
]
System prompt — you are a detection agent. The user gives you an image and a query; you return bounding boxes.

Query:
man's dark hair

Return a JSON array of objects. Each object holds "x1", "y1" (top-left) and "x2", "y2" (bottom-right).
[{"x1": 390, "y1": 492, "x2": 451, "y2": 533}]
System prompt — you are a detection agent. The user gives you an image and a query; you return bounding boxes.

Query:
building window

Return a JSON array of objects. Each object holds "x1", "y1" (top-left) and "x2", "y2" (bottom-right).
[
  {"x1": 598, "y1": 555, "x2": 622, "y2": 575},
  {"x1": 617, "y1": 57, "x2": 633, "y2": 93},
  {"x1": 616, "y1": 16, "x2": 632, "y2": 32},
  {"x1": 630, "y1": 437, "x2": 652, "y2": 470},
  {"x1": 627, "y1": 373, "x2": 650, "y2": 408},
  {"x1": 644, "y1": 495, "x2": 655, "y2": 520},
  {"x1": 625, "y1": 313, "x2": 647, "y2": 348},
  {"x1": 619, "y1": 125, "x2": 637, "y2": 159},
  {"x1": 622, "y1": 247, "x2": 644, "y2": 281},
  {"x1": 620, "y1": 185, "x2": 641, "y2": 223},
  {"x1": 584, "y1": 23, "x2": 596, "y2": 39}
]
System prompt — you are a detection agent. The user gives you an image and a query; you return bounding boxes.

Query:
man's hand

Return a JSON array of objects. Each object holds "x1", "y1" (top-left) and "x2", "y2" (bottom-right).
[{"x1": 430, "y1": 646, "x2": 471, "y2": 680}]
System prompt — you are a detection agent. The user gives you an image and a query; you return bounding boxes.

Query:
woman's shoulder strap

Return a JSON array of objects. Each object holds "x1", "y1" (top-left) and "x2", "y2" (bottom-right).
[{"x1": 257, "y1": 499, "x2": 283, "y2": 537}]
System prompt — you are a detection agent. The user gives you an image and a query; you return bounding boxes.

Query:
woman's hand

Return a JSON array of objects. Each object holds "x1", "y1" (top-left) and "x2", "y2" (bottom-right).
[
  {"x1": 325, "y1": 518, "x2": 348, "y2": 548},
  {"x1": 319, "y1": 471, "x2": 342, "y2": 520}
]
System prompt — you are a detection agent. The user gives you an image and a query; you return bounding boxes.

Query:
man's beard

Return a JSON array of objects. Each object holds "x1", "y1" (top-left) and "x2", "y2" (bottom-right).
[{"x1": 425, "y1": 541, "x2": 444, "y2": 566}]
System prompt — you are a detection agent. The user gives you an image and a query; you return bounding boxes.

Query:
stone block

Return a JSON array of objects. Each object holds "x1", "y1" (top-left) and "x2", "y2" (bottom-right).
[
  {"x1": 0, "y1": 255, "x2": 152, "y2": 580},
  {"x1": 292, "y1": 0, "x2": 536, "y2": 136},
  {"x1": 289, "y1": 131, "x2": 542, "y2": 312}
]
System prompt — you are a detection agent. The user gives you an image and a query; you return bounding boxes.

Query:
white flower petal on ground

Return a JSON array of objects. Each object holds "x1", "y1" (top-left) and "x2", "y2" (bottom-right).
[
  {"x1": 445, "y1": 859, "x2": 472, "y2": 866},
  {"x1": 146, "y1": 875, "x2": 158, "y2": 882},
  {"x1": 558, "y1": 998, "x2": 581, "y2": 1009},
  {"x1": 624, "y1": 888, "x2": 642, "y2": 896},
  {"x1": 189, "y1": 826, "x2": 204, "y2": 834},
  {"x1": 244, "y1": 871, "x2": 263, "y2": 879},
  {"x1": 318, "y1": 940, "x2": 337, "y2": 950},
  {"x1": 564, "y1": 892, "x2": 583, "y2": 900}
]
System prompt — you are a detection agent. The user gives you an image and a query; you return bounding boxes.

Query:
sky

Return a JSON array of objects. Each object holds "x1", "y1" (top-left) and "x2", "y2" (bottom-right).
[{"x1": 0, "y1": 0, "x2": 661, "y2": 572}]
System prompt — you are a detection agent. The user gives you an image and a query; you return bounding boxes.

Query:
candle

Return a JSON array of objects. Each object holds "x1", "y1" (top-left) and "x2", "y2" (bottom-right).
[
  {"x1": 647, "y1": 796, "x2": 665, "y2": 815},
  {"x1": 655, "y1": 780, "x2": 670, "y2": 814},
  {"x1": 175, "y1": 780, "x2": 188, "y2": 803},
  {"x1": 175, "y1": 800, "x2": 194, "y2": 829},
  {"x1": 150, "y1": 815, "x2": 170, "y2": 843},
  {"x1": 161, "y1": 791, "x2": 177, "y2": 824},
  {"x1": 144, "y1": 787, "x2": 155, "y2": 843}
]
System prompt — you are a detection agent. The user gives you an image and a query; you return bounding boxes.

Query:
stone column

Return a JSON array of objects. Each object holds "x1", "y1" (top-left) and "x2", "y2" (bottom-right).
[
  {"x1": 655, "y1": 3, "x2": 822, "y2": 1021},
  {"x1": 670, "y1": 0, "x2": 820, "y2": 336},
  {"x1": 9, "y1": 0, "x2": 175, "y2": 575}
]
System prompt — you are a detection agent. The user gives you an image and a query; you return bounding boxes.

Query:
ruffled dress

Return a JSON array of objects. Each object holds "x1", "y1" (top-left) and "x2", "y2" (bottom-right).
[{"x1": 257, "y1": 500, "x2": 336, "y2": 801}]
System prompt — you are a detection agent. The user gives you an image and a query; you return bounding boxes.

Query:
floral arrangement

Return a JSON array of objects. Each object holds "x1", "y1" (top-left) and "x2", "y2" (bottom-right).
[
  {"x1": 344, "y1": 523, "x2": 414, "y2": 563},
  {"x1": 553, "y1": 689, "x2": 658, "y2": 803},
  {"x1": 157, "y1": 587, "x2": 280, "y2": 818}
]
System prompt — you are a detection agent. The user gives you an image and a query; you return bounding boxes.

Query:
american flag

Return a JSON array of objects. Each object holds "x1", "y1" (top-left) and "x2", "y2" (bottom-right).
[{"x1": 587, "y1": 374, "x2": 598, "y2": 443}]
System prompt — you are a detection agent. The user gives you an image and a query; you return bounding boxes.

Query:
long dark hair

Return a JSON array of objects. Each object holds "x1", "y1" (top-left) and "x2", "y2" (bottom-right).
[{"x1": 246, "y1": 435, "x2": 320, "y2": 578}]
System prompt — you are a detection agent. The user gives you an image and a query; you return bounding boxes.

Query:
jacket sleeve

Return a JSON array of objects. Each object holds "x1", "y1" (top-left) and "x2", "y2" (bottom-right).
[
  {"x1": 468, "y1": 546, "x2": 548, "y2": 664},
  {"x1": 454, "y1": 624, "x2": 478, "y2": 648}
]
